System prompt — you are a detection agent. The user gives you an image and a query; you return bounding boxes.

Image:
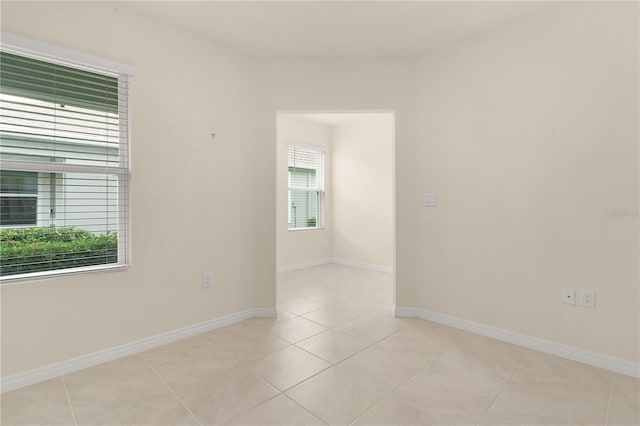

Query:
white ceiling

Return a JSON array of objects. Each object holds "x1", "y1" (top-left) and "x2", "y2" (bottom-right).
[{"x1": 128, "y1": 1, "x2": 555, "y2": 57}]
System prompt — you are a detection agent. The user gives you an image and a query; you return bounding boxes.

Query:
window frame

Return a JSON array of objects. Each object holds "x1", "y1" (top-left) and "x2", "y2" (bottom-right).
[
  {"x1": 0, "y1": 32, "x2": 134, "y2": 284},
  {"x1": 287, "y1": 144, "x2": 325, "y2": 231}
]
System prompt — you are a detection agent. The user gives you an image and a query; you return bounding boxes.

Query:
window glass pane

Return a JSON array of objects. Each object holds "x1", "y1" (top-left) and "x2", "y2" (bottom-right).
[
  {"x1": 287, "y1": 144, "x2": 324, "y2": 230},
  {"x1": 289, "y1": 167, "x2": 316, "y2": 188},
  {"x1": 0, "y1": 196, "x2": 37, "y2": 225},
  {"x1": 0, "y1": 170, "x2": 37, "y2": 194},
  {"x1": 0, "y1": 172, "x2": 120, "y2": 277},
  {"x1": 0, "y1": 226, "x2": 117, "y2": 276},
  {"x1": 289, "y1": 190, "x2": 319, "y2": 229},
  {"x1": 0, "y1": 52, "x2": 118, "y2": 113},
  {"x1": 0, "y1": 96, "x2": 121, "y2": 167},
  {"x1": 0, "y1": 52, "x2": 122, "y2": 168}
]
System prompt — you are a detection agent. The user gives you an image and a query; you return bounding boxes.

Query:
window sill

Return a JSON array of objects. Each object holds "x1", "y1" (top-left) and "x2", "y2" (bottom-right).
[
  {"x1": 288, "y1": 226, "x2": 325, "y2": 232},
  {"x1": 0, "y1": 263, "x2": 129, "y2": 286}
]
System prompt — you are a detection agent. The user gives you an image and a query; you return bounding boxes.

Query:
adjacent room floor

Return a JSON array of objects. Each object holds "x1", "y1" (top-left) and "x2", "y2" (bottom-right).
[{"x1": 2, "y1": 264, "x2": 638, "y2": 425}]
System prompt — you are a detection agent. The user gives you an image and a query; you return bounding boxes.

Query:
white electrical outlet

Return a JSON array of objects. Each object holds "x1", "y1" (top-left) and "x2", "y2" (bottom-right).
[
  {"x1": 562, "y1": 288, "x2": 575, "y2": 305},
  {"x1": 203, "y1": 273, "x2": 213, "y2": 289},
  {"x1": 579, "y1": 289, "x2": 595, "y2": 308}
]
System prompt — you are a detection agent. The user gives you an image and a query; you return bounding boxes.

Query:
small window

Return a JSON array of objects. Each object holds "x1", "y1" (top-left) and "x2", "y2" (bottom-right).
[
  {"x1": 0, "y1": 171, "x2": 38, "y2": 226},
  {"x1": 0, "y1": 42, "x2": 132, "y2": 281},
  {"x1": 288, "y1": 145, "x2": 324, "y2": 230}
]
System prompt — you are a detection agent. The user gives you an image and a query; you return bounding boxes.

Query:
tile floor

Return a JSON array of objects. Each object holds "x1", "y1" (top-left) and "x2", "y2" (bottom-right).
[{"x1": 1, "y1": 264, "x2": 639, "y2": 425}]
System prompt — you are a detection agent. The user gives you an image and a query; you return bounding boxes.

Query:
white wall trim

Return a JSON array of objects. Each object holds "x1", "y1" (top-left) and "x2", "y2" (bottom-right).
[
  {"x1": 0, "y1": 307, "x2": 277, "y2": 393},
  {"x1": 331, "y1": 258, "x2": 392, "y2": 274},
  {"x1": 1, "y1": 31, "x2": 135, "y2": 76},
  {"x1": 277, "y1": 258, "x2": 392, "y2": 274},
  {"x1": 277, "y1": 258, "x2": 332, "y2": 273},
  {"x1": 395, "y1": 306, "x2": 640, "y2": 378}
]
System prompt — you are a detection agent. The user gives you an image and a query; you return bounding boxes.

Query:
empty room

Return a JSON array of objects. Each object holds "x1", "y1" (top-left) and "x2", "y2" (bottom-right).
[{"x1": 0, "y1": 1, "x2": 638, "y2": 425}]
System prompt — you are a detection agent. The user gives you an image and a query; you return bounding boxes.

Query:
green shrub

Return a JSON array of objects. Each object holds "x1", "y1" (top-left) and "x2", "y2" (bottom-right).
[{"x1": 0, "y1": 227, "x2": 117, "y2": 277}]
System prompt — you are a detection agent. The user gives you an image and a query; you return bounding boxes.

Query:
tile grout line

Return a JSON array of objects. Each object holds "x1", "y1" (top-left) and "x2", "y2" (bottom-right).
[
  {"x1": 517, "y1": 362, "x2": 617, "y2": 397},
  {"x1": 281, "y1": 392, "x2": 330, "y2": 425},
  {"x1": 348, "y1": 345, "x2": 446, "y2": 426},
  {"x1": 349, "y1": 336, "x2": 460, "y2": 426},
  {"x1": 60, "y1": 375, "x2": 78, "y2": 426},
  {"x1": 142, "y1": 355, "x2": 203, "y2": 426},
  {"x1": 222, "y1": 391, "x2": 285, "y2": 425},
  {"x1": 475, "y1": 355, "x2": 527, "y2": 425},
  {"x1": 301, "y1": 306, "x2": 394, "y2": 331},
  {"x1": 270, "y1": 325, "x2": 385, "y2": 396},
  {"x1": 271, "y1": 299, "x2": 394, "y2": 344},
  {"x1": 346, "y1": 321, "x2": 458, "y2": 425},
  {"x1": 221, "y1": 374, "x2": 287, "y2": 424},
  {"x1": 511, "y1": 359, "x2": 609, "y2": 426},
  {"x1": 293, "y1": 328, "x2": 375, "y2": 366},
  {"x1": 277, "y1": 292, "x2": 338, "y2": 316},
  {"x1": 604, "y1": 370, "x2": 615, "y2": 426},
  {"x1": 294, "y1": 319, "x2": 409, "y2": 374}
]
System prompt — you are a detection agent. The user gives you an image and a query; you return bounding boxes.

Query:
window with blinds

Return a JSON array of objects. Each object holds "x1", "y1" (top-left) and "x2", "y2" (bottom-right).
[
  {"x1": 288, "y1": 144, "x2": 324, "y2": 230},
  {"x1": 0, "y1": 48, "x2": 130, "y2": 281}
]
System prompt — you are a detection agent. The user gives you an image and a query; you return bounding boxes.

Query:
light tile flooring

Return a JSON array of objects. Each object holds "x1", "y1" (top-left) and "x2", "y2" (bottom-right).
[{"x1": 2, "y1": 264, "x2": 639, "y2": 425}]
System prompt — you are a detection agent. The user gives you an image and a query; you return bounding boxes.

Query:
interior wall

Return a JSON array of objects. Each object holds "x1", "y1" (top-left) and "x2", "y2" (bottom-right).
[
  {"x1": 0, "y1": 2, "x2": 274, "y2": 377},
  {"x1": 411, "y1": 3, "x2": 639, "y2": 363},
  {"x1": 276, "y1": 115, "x2": 333, "y2": 268},
  {"x1": 332, "y1": 115, "x2": 394, "y2": 269},
  {"x1": 256, "y1": 57, "x2": 418, "y2": 306}
]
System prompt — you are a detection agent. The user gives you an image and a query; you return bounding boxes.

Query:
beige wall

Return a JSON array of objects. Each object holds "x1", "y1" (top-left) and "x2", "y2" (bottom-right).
[
  {"x1": 332, "y1": 115, "x2": 394, "y2": 269},
  {"x1": 0, "y1": 3, "x2": 275, "y2": 376},
  {"x1": 411, "y1": 3, "x2": 639, "y2": 362},
  {"x1": 277, "y1": 115, "x2": 332, "y2": 268}
]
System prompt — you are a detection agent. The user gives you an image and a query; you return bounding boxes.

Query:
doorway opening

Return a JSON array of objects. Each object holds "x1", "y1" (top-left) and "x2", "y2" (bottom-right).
[{"x1": 275, "y1": 111, "x2": 396, "y2": 321}]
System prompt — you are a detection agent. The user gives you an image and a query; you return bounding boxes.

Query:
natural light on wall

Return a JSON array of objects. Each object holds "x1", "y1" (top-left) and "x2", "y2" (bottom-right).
[
  {"x1": 0, "y1": 46, "x2": 131, "y2": 281},
  {"x1": 288, "y1": 144, "x2": 324, "y2": 230}
]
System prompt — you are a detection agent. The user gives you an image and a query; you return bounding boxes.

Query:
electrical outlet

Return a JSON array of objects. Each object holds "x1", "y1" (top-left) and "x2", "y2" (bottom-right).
[
  {"x1": 203, "y1": 273, "x2": 213, "y2": 289},
  {"x1": 579, "y1": 289, "x2": 595, "y2": 308},
  {"x1": 562, "y1": 288, "x2": 575, "y2": 305}
]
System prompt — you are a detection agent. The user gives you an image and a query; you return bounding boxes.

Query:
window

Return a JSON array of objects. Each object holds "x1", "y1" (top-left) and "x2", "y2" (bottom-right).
[
  {"x1": 0, "y1": 38, "x2": 132, "y2": 281},
  {"x1": 0, "y1": 170, "x2": 37, "y2": 226},
  {"x1": 288, "y1": 144, "x2": 324, "y2": 230}
]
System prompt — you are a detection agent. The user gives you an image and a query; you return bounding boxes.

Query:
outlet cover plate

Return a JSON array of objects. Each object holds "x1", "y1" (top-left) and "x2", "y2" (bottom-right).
[
  {"x1": 579, "y1": 288, "x2": 595, "y2": 308},
  {"x1": 203, "y1": 273, "x2": 213, "y2": 288},
  {"x1": 562, "y1": 288, "x2": 575, "y2": 305}
]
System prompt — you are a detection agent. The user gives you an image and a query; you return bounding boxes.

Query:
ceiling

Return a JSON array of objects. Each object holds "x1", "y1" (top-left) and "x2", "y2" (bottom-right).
[{"x1": 127, "y1": 1, "x2": 556, "y2": 57}]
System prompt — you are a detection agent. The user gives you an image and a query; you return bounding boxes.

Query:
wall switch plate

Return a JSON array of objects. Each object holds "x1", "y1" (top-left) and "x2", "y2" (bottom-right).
[
  {"x1": 424, "y1": 193, "x2": 438, "y2": 207},
  {"x1": 579, "y1": 289, "x2": 595, "y2": 308},
  {"x1": 562, "y1": 288, "x2": 575, "y2": 305},
  {"x1": 203, "y1": 273, "x2": 213, "y2": 288}
]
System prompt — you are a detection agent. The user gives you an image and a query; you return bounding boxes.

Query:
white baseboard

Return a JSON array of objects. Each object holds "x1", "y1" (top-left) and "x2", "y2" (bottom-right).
[
  {"x1": 395, "y1": 306, "x2": 639, "y2": 378},
  {"x1": 331, "y1": 258, "x2": 392, "y2": 274},
  {"x1": 277, "y1": 258, "x2": 332, "y2": 273},
  {"x1": 277, "y1": 258, "x2": 392, "y2": 274},
  {"x1": 0, "y1": 307, "x2": 277, "y2": 393}
]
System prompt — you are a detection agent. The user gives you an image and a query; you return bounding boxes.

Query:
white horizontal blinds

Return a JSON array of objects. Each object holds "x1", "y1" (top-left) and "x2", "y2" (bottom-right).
[
  {"x1": 0, "y1": 50, "x2": 129, "y2": 279},
  {"x1": 0, "y1": 52, "x2": 122, "y2": 167},
  {"x1": 288, "y1": 145, "x2": 324, "y2": 229}
]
